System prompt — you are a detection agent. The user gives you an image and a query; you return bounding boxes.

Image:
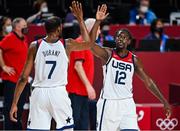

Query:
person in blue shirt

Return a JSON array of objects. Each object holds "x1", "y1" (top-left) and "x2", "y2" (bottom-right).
[
  {"x1": 96, "y1": 24, "x2": 114, "y2": 47},
  {"x1": 144, "y1": 18, "x2": 169, "y2": 52},
  {"x1": 129, "y1": 0, "x2": 157, "y2": 25}
]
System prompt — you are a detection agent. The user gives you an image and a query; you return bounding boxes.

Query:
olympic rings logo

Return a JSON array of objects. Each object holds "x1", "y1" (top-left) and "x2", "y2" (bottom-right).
[{"x1": 156, "y1": 118, "x2": 178, "y2": 130}]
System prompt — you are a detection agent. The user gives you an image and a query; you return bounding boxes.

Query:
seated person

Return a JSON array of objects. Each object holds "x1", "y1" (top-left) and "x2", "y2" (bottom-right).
[
  {"x1": 144, "y1": 19, "x2": 168, "y2": 52},
  {"x1": 129, "y1": 0, "x2": 157, "y2": 25},
  {"x1": 27, "y1": 0, "x2": 53, "y2": 24}
]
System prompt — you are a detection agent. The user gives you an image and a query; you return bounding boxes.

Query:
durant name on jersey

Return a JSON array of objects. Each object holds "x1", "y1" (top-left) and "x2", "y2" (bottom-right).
[{"x1": 42, "y1": 50, "x2": 61, "y2": 57}]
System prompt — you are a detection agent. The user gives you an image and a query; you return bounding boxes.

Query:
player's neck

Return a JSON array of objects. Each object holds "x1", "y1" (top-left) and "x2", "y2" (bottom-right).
[
  {"x1": 116, "y1": 48, "x2": 128, "y2": 58},
  {"x1": 45, "y1": 35, "x2": 59, "y2": 43}
]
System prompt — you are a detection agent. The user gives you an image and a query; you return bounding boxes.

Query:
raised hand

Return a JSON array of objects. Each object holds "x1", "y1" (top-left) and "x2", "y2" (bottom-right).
[
  {"x1": 70, "y1": 1, "x2": 83, "y2": 21},
  {"x1": 96, "y1": 4, "x2": 109, "y2": 21}
]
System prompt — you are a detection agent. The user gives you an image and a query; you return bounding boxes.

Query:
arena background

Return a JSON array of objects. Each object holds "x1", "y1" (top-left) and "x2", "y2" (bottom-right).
[{"x1": 0, "y1": 0, "x2": 180, "y2": 130}]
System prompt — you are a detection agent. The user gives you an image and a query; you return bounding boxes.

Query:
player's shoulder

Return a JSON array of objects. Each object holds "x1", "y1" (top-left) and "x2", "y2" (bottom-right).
[{"x1": 129, "y1": 51, "x2": 136, "y2": 56}]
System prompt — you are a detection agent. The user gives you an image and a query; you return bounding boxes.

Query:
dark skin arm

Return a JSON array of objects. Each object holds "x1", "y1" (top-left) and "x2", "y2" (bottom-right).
[
  {"x1": 89, "y1": 4, "x2": 111, "y2": 64},
  {"x1": 9, "y1": 42, "x2": 37, "y2": 122},
  {"x1": 134, "y1": 56, "x2": 171, "y2": 118},
  {"x1": 66, "y1": 1, "x2": 92, "y2": 58}
]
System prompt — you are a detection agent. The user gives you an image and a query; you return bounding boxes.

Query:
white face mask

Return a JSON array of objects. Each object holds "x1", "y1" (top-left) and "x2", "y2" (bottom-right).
[
  {"x1": 140, "y1": 5, "x2": 148, "y2": 13},
  {"x1": 41, "y1": 7, "x2": 48, "y2": 13},
  {"x1": 5, "y1": 25, "x2": 12, "y2": 33}
]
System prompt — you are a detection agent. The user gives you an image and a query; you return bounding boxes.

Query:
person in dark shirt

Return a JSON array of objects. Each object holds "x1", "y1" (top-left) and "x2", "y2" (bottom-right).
[{"x1": 144, "y1": 19, "x2": 168, "y2": 52}]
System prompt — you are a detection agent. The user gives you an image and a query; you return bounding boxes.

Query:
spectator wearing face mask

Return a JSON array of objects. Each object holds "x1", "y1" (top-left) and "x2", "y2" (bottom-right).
[
  {"x1": 144, "y1": 19, "x2": 168, "y2": 52},
  {"x1": 96, "y1": 24, "x2": 114, "y2": 47},
  {"x1": 0, "y1": 18, "x2": 29, "y2": 130},
  {"x1": 27, "y1": 0, "x2": 53, "y2": 24},
  {"x1": 129, "y1": 0, "x2": 157, "y2": 25},
  {"x1": 0, "y1": 16, "x2": 12, "y2": 40}
]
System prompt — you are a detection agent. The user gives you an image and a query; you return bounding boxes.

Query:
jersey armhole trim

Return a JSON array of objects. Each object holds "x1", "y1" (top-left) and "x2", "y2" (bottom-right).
[
  {"x1": 104, "y1": 50, "x2": 113, "y2": 66},
  {"x1": 34, "y1": 39, "x2": 42, "y2": 61},
  {"x1": 132, "y1": 54, "x2": 136, "y2": 69}
]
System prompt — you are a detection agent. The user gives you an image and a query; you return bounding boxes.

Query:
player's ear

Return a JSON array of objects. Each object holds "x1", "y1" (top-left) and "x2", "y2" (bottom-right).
[{"x1": 127, "y1": 39, "x2": 131, "y2": 45}]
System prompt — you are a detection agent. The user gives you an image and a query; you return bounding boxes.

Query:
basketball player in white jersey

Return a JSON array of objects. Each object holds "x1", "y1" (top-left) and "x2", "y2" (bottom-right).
[
  {"x1": 90, "y1": 4, "x2": 172, "y2": 131},
  {"x1": 9, "y1": 1, "x2": 92, "y2": 130}
]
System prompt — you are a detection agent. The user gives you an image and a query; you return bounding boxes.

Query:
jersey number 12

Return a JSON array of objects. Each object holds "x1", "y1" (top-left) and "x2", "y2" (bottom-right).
[{"x1": 115, "y1": 70, "x2": 126, "y2": 85}]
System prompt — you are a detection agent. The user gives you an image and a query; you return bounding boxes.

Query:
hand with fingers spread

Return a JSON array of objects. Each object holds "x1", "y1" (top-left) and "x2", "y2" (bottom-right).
[
  {"x1": 2, "y1": 65, "x2": 16, "y2": 76},
  {"x1": 10, "y1": 103, "x2": 18, "y2": 122},
  {"x1": 96, "y1": 4, "x2": 109, "y2": 21},
  {"x1": 70, "y1": 1, "x2": 83, "y2": 21}
]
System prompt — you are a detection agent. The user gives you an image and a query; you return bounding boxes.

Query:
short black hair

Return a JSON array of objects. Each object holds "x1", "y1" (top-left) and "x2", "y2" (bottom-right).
[
  {"x1": 44, "y1": 16, "x2": 62, "y2": 34},
  {"x1": 115, "y1": 28, "x2": 133, "y2": 40}
]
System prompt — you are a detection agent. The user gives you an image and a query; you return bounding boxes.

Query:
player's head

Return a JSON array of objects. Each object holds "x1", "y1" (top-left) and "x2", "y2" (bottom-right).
[
  {"x1": 85, "y1": 18, "x2": 100, "y2": 38},
  {"x1": 114, "y1": 29, "x2": 132, "y2": 50},
  {"x1": 45, "y1": 16, "x2": 62, "y2": 38}
]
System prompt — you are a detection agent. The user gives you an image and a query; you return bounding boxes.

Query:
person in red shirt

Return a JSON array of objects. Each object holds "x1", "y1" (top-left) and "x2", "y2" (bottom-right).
[
  {"x1": 0, "y1": 17, "x2": 29, "y2": 130},
  {"x1": 66, "y1": 17, "x2": 100, "y2": 130}
]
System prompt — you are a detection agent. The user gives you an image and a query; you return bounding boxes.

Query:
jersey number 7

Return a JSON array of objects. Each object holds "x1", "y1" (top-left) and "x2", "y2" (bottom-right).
[{"x1": 45, "y1": 61, "x2": 56, "y2": 79}]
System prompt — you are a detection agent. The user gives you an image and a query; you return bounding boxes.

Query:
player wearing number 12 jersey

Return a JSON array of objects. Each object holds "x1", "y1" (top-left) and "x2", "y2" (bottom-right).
[
  {"x1": 90, "y1": 4, "x2": 171, "y2": 131},
  {"x1": 10, "y1": 1, "x2": 93, "y2": 130}
]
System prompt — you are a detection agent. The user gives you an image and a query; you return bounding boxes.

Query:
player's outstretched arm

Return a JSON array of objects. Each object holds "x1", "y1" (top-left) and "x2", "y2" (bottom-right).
[
  {"x1": 66, "y1": 1, "x2": 91, "y2": 57},
  {"x1": 70, "y1": 1, "x2": 90, "y2": 43},
  {"x1": 10, "y1": 42, "x2": 36, "y2": 122},
  {"x1": 134, "y1": 56, "x2": 172, "y2": 118},
  {"x1": 90, "y1": 4, "x2": 111, "y2": 64}
]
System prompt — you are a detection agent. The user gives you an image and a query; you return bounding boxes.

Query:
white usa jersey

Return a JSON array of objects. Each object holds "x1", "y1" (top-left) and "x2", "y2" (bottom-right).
[
  {"x1": 101, "y1": 50, "x2": 135, "y2": 99},
  {"x1": 32, "y1": 39, "x2": 68, "y2": 88}
]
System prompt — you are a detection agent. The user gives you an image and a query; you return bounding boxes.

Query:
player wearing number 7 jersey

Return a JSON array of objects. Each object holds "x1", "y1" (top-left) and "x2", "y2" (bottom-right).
[
  {"x1": 10, "y1": 1, "x2": 92, "y2": 130},
  {"x1": 90, "y1": 4, "x2": 172, "y2": 131}
]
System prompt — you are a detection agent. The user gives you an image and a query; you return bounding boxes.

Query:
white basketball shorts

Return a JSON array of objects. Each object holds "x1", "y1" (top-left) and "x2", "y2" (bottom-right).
[
  {"x1": 97, "y1": 97, "x2": 139, "y2": 131},
  {"x1": 27, "y1": 86, "x2": 73, "y2": 130}
]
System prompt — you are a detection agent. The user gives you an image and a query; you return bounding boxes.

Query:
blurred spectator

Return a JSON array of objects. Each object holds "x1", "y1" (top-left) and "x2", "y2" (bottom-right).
[
  {"x1": 129, "y1": 0, "x2": 157, "y2": 25},
  {"x1": 63, "y1": 12, "x2": 80, "y2": 39},
  {"x1": 0, "y1": 16, "x2": 12, "y2": 40},
  {"x1": 97, "y1": 24, "x2": 114, "y2": 47},
  {"x1": 27, "y1": 0, "x2": 53, "y2": 24},
  {"x1": 0, "y1": 18, "x2": 29, "y2": 130},
  {"x1": 66, "y1": 18, "x2": 99, "y2": 130},
  {"x1": 144, "y1": 18, "x2": 168, "y2": 52}
]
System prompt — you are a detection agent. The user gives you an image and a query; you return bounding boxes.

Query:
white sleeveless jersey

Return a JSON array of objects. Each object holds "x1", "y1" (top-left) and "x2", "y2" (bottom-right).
[
  {"x1": 32, "y1": 39, "x2": 68, "y2": 88},
  {"x1": 101, "y1": 50, "x2": 135, "y2": 99}
]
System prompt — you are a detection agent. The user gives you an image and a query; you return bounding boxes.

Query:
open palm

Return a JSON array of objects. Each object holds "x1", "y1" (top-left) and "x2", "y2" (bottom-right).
[
  {"x1": 96, "y1": 4, "x2": 109, "y2": 21},
  {"x1": 70, "y1": 1, "x2": 83, "y2": 21}
]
